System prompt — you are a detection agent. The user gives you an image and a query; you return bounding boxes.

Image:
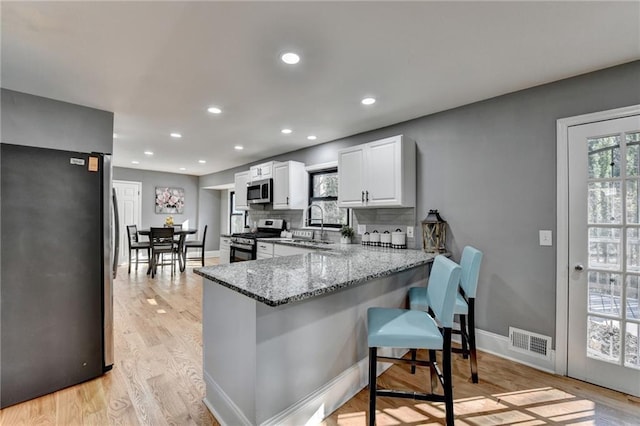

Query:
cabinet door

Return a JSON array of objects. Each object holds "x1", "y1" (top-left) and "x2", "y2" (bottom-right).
[
  {"x1": 256, "y1": 242, "x2": 274, "y2": 258},
  {"x1": 259, "y1": 163, "x2": 273, "y2": 179},
  {"x1": 274, "y1": 244, "x2": 313, "y2": 257},
  {"x1": 366, "y1": 136, "x2": 402, "y2": 206},
  {"x1": 234, "y1": 171, "x2": 250, "y2": 210},
  {"x1": 250, "y1": 162, "x2": 274, "y2": 181},
  {"x1": 338, "y1": 146, "x2": 366, "y2": 207},
  {"x1": 249, "y1": 166, "x2": 261, "y2": 182},
  {"x1": 272, "y1": 162, "x2": 290, "y2": 209},
  {"x1": 219, "y1": 237, "x2": 231, "y2": 264}
]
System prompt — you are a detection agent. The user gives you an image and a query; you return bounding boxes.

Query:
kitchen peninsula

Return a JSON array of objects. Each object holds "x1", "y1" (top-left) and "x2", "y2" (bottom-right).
[{"x1": 195, "y1": 244, "x2": 436, "y2": 425}]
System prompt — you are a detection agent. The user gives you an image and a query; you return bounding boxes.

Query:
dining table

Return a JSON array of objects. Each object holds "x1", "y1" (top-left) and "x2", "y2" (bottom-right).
[{"x1": 137, "y1": 228, "x2": 198, "y2": 273}]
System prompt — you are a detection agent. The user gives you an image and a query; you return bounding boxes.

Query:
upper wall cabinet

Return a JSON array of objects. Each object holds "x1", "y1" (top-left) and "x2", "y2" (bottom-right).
[
  {"x1": 234, "y1": 170, "x2": 250, "y2": 210},
  {"x1": 250, "y1": 161, "x2": 275, "y2": 181},
  {"x1": 273, "y1": 161, "x2": 308, "y2": 210},
  {"x1": 338, "y1": 135, "x2": 415, "y2": 208}
]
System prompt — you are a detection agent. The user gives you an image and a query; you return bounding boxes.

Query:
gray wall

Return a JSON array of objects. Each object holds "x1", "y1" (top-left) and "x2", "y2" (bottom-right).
[
  {"x1": 198, "y1": 188, "x2": 221, "y2": 251},
  {"x1": 1, "y1": 89, "x2": 113, "y2": 154},
  {"x1": 113, "y1": 167, "x2": 200, "y2": 232},
  {"x1": 199, "y1": 60, "x2": 640, "y2": 343}
]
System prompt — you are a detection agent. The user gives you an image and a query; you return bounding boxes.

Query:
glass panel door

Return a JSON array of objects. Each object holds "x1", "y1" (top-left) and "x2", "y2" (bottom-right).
[{"x1": 568, "y1": 115, "x2": 640, "y2": 396}]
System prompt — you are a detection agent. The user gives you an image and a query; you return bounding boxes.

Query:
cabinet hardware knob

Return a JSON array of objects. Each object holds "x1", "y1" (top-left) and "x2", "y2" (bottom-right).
[{"x1": 574, "y1": 264, "x2": 584, "y2": 271}]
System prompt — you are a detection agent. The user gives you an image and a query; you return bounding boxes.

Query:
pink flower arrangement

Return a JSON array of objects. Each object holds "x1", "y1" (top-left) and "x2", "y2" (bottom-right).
[{"x1": 155, "y1": 187, "x2": 184, "y2": 214}]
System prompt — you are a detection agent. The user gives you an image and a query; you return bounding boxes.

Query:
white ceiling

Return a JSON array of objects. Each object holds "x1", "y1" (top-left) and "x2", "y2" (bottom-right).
[{"x1": 2, "y1": 1, "x2": 639, "y2": 176}]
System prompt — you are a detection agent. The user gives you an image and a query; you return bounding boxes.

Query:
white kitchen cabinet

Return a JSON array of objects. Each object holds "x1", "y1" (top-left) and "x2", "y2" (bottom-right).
[
  {"x1": 337, "y1": 134, "x2": 415, "y2": 208},
  {"x1": 234, "y1": 171, "x2": 250, "y2": 210},
  {"x1": 274, "y1": 244, "x2": 313, "y2": 257},
  {"x1": 256, "y1": 242, "x2": 274, "y2": 259},
  {"x1": 219, "y1": 237, "x2": 231, "y2": 264},
  {"x1": 273, "y1": 161, "x2": 308, "y2": 210},
  {"x1": 250, "y1": 161, "x2": 275, "y2": 181}
]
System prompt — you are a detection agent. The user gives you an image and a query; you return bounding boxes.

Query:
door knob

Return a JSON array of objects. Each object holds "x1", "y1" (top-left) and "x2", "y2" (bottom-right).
[{"x1": 574, "y1": 264, "x2": 584, "y2": 271}]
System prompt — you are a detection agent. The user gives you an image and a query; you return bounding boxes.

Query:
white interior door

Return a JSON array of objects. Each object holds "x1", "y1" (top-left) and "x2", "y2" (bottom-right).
[
  {"x1": 113, "y1": 180, "x2": 142, "y2": 265},
  {"x1": 568, "y1": 114, "x2": 640, "y2": 396}
]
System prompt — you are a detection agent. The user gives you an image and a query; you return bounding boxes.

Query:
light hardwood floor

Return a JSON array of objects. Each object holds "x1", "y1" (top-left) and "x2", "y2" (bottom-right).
[{"x1": 1, "y1": 259, "x2": 639, "y2": 425}]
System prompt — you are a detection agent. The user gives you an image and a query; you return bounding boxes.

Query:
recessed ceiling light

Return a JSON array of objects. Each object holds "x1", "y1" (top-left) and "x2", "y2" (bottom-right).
[
  {"x1": 281, "y1": 128, "x2": 292, "y2": 134},
  {"x1": 207, "y1": 106, "x2": 222, "y2": 114},
  {"x1": 179, "y1": 167, "x2": 186, "y2": 171},
  {"x1": 113, "y1": 133, "x2": 118, "y2": 139},
  {"x1": 234, "y1": 145, "x2": 244, "y2": 150},
  {"x1": 144, "y1": 151, "x2": 154, "y2": 156},
  {"x1": 361, "y1": 97, "x2": 376, "y2": 105},
  {"x1": 307, "y1": 135, "x2": 317, "y2": 140},
  {"x1": 131, "y1": 160, "x2": 139, "y2": 165},
  {"x1": 170, "y1": 132, "x2": 182, "y2": 138},
  {"x1": 198, "y1": 160, "x2": 206, "y2": 164},
  {"x1": 281, "y1": 52, "x2": 300, "y2": 65}
]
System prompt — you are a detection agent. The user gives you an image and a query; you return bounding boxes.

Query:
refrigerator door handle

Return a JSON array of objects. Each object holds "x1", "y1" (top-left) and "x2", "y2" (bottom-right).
[
  {"x1": 102, "y1": 154, "x2": 114, "y2": 370},
  {"x1": 112, "y1": 188, "x2": 119, "y2": 279}
]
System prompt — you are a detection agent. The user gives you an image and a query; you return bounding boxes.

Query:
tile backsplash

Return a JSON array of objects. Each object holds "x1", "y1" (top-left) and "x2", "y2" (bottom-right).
[{"x1": 246, "y1": 206, "x2": 421, "y2": 249}]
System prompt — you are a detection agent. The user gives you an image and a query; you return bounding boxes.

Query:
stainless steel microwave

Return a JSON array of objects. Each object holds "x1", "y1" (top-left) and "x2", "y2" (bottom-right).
[{"x1": 247, "y1": 178, "x2": 272, "y2": 204}]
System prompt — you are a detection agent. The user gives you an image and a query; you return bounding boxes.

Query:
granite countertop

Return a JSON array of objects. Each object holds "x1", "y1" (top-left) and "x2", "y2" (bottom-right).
[{"x1": 195, "y1": 245, "x2": 437, "y2": 307}]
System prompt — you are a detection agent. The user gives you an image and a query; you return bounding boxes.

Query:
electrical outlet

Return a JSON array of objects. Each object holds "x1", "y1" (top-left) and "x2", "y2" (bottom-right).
[
  {"x1": 357, "y1": 224, "x2": 366, "y2": 235},
  {"x1": 407, "y1": 226, "x2": 414, "y2": 238},
  {"x1": 539, "y1": 230, "x2": 552, "y2": 246}
]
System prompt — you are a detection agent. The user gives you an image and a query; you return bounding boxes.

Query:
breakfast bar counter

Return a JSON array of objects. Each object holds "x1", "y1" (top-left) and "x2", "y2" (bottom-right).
[{"x1": 196, "y1": 246, "x2": 436, "y2": 425}]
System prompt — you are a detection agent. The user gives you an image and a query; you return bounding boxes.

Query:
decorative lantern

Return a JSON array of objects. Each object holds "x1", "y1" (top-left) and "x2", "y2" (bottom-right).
[{"x1": 421, "y1": 210, "x2": 447, "y2": 253}]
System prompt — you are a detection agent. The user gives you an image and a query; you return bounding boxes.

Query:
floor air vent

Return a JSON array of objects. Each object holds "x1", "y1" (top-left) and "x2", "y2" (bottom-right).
[{"x1": 508, "y1": 327, "x2": 552, "y2": 360}]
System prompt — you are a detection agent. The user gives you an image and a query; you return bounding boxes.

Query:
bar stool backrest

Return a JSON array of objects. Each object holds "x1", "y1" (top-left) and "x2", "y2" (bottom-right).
[
  {"x1": 427, "y1": 255, "x2": 462, "y2": 328},
  {"x1": 460, "y1": 246, "x2": 483, "y2": 298}
]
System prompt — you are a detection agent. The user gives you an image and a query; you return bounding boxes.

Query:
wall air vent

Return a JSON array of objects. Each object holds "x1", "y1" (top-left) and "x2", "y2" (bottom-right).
[{"x1": 508, "y1": 327, "x2": 552, "y2": 360}]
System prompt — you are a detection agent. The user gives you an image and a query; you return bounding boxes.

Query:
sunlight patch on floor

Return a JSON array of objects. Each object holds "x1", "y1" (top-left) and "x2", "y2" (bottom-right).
[{"x1": 495, "y1": 387, "x2": 575, "y2": 406}]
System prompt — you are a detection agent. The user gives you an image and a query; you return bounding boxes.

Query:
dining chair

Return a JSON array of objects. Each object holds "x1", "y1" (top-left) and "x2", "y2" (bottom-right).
[
  {"x1": 409, "y1": 246, "x2": 484, "y2": 383},
  {"x1": 126, "y1": 225, "x2": 150, "y2": 274},
  {"x1": 150, "y1": 227, "x2": 175, "y2": 278},
  {"x1": 174, "y1": 232, "x2": 187, "y2": 272},
  {"x1": 367, "y1": 255, "x2": 461, "y2": 426},
  {"x1": 184, "y1": 225, "x2": 208, "y2": 267}
]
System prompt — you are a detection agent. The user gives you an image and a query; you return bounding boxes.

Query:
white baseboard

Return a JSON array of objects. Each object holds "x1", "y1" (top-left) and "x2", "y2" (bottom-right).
[
  {"x1": 453, "y1": 326, "x2": 556, "y2": 374},
  {"x1": 203, "y1": 371, "x2": 253, "y2": 426},
  {"x1": 205, "y1": 250, "x2": 219, "y2": 258}
]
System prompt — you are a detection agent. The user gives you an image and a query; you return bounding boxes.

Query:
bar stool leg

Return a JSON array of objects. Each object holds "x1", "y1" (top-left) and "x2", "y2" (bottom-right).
[
  {"x1": 460, "y1": 314, "x2": 469, "y2": 359},
  {"x1": 429, "y1": 349, "x2": 438, "y2": 392},
  {"x1": 468, "y1": 301, "x2": 478, "y2": 383},
  {"x1": 410, "y1": 348, "x2": 417, "y2": 374},
  {"x1": 443, "y1": 330, "x2": 454, "y2": 426},
  {"x1": 368, "y1": 347, "x2": 377, "y2": 426}
]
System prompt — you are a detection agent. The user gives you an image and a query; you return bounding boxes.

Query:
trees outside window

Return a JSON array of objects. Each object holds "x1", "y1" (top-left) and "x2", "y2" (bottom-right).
[{"x1": 308, "y1": 169, "x2": 349, "y2": 228}]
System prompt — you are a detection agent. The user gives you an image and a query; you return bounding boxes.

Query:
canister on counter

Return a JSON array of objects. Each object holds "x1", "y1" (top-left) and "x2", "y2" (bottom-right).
[
  {"x1": 370, "y1": 230, "x2": 380, "y2": 246},
  {"x1": 391, "y1": 228, "x2": 407, "y2": 249}
]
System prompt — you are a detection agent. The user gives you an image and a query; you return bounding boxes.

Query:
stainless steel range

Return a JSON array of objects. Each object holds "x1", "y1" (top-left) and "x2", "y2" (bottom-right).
[{"x1": 230, "y1": 219, "x2": 285, "y2": 262}]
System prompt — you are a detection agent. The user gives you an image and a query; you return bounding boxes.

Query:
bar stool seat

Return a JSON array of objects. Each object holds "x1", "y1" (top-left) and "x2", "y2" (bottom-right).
[
  {"x1": 368, "y1": 308, "x2": 443, "y2": 349},
  {"x1": 367, "y1": 255, "x2": 461, "y2": 426}
]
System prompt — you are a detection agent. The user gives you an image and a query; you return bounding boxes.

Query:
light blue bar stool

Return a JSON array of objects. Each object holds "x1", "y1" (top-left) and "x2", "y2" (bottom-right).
[
  {"x1": 409, "y1": 246, "x2": 483, "y2": 383},
  {"x1": 367, "y1": 255, "x2": 461, "y2": 426}
]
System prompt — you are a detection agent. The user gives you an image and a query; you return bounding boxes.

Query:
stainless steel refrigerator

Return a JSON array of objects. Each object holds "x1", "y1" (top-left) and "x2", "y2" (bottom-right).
[{"x1": 0, "y1": 143, "x2": 117, "y2": 408}]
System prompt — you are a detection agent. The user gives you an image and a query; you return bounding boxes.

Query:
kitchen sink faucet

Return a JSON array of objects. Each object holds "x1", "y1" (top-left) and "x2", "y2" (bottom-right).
[{"x1": 306, "y1": 203, "x2": 324, "y2": 241}]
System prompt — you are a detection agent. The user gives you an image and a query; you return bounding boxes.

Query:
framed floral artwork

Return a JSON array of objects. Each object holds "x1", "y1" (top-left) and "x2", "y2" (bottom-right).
[{"x1": 155, "y1": 187, "x2": 185, "y2": 214}]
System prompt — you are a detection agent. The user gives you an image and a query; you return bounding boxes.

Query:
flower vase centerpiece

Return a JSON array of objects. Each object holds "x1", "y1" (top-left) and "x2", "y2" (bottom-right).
[
  {"x1": 164, "y1": 215, "x2": 174, "y2": 227},
  {"x1": 340, "y1": 225, "x2": 354, "y2": 244}
]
